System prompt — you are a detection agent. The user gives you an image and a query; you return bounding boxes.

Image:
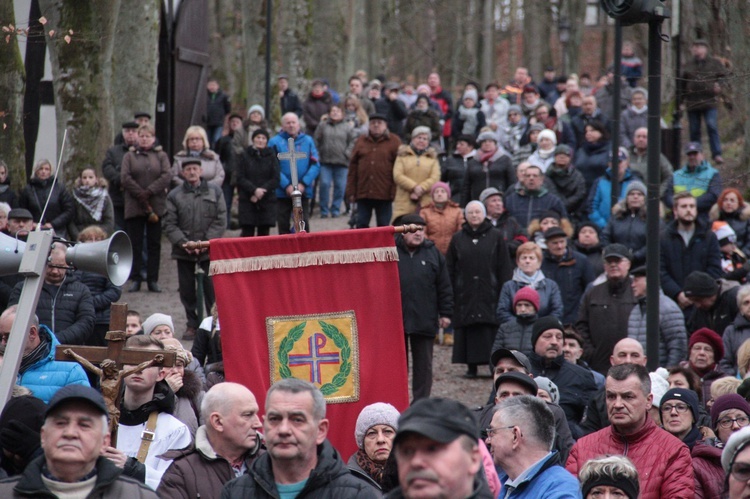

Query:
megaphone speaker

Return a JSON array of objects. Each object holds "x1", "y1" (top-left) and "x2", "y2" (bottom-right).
[
  {"x1": 0, "y1": 232, "x2": 26, "y2": 277},
  {"x1": 65, "y1": 230, "x2": 133, "y2": 286}
]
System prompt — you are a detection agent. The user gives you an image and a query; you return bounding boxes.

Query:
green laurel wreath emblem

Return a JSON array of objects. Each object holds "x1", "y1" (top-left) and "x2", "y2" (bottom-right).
[{"x1": 277, "y1": 320, "x2": 351, "y2": 396}]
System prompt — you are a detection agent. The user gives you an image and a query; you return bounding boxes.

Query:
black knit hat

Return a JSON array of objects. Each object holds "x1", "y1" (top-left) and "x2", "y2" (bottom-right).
[
  {"x1": 659, "y1": 388, "x2": 700, "y2": 424},
  {"x1": 683, "y1": 271, "x2": 720, "y2": 297},
  {"x1": 251, "y1": 128, "x2": 270, "y2": 141},
  {"x1": 531, "y1": 316, "x2": 565, "y2": 348}
]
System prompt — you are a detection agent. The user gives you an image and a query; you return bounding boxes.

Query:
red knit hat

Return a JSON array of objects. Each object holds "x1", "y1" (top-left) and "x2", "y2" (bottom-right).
[
  {"x1": 689, "y1": 327, "x2": 724, "y2": 360},
  {"x1": 513, "y1": 286, "x2": 540, "y2": 312}
]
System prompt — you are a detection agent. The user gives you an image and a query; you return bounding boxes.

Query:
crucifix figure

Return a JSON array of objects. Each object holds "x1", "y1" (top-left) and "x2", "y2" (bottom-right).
[
  {"x1": 277, "y1": 137, "x2": 308, "y2": 233},
  {"x1": 55, "y1": 303, "x2": 175, "y2": 446}
]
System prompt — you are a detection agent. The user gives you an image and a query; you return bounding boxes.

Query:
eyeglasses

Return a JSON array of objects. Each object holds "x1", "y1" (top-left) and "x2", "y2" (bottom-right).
[
  {"x1": 660, "y1": 403, "x2": 689, "y2": 414},
  {"x1": 718, "y1": 416, "x2": 750, "y2": 429},
  {"x1": 485, "y1": 426, "x2": 514, "y2": 437},
  {"x1": 732, "y1": 463, "x2": 750, "y2": 482}
]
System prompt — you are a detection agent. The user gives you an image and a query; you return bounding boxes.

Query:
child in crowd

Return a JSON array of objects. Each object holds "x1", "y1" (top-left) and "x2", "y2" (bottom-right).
[{"x1": 126, "y1": 310, "x2": 142, "y2": 336}]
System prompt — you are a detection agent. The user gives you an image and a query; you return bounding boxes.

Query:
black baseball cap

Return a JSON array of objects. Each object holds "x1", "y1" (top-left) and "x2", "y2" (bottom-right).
[
  {"x1": 494, "y1": 371, "x2": 538, "y2": 395},
  {"x1": 631, "y1": 265, "x2": 647, "y2": 277},
  {"x1": 603, "y1": 243, "x2": 632, "y2": 261},
  {"x1": 181, "y1": 158, "x2": 202, "y2": 168},
  {"x1": 543, "y1": 227, "x2": 567, "y2": 241},
  {"x1": 394, "y1": 398, "x2": 478, "y2": 444},
  {"x1": 490, "y1": 348, "x2": 532, "y2": 372},
  {"x1": 369, "y1": 113, "x2": 388, "y2": 122},
  {"x1": 46, "y1": 385, "x2": 108, "y2": 419}
]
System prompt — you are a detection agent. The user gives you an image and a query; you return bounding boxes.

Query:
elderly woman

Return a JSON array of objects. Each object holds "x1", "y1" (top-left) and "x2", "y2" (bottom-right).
[
  {"x1": 526, "y1": 129, "x2": 557, "y2": 173},
  {"x1": 236, "y1": 129, "x2": 279, "y2": 237},
  {"x1": 461, "y1": 131, "x2": 515, "y2": 205},
  {"x1": 161, "y1": 338, "x2": 205, "y2": 438},
  {"x1": 0, "y1": 202, "x2": 9, "y2": 234},
  {"x1": 601, "y1": 180, "x2": 649, "y2": 266},
  {"x1": 172, "y1": 125, "x2": 225, "y2": 187},
  {"x1": 720, "y1": 284, "x2": 750, "y2": 376},
  {"x1": 0, "y1": 160, "x2": 17, "y2": 208},
  {"x1": 447, "y1": 200, "x2": 513, "y2": 378},
  {"x1": 579, "y1": 455, "x2": 640, "y2": 499},
  {"x1": 121, "y1": 124, "x2": 172, "y2": 292},
  {"x1": 348, "y1": 402, "x2": 400, "y2": 491},
  {"x1": 18, "y1": 159, "x2": 75, "y2": 237},
  {"x1": 392, "y1": 126, "x2": 441, "y2": 223},
  {"x1": 496, "y1": 242, "x2": 563, "y2": 324}
]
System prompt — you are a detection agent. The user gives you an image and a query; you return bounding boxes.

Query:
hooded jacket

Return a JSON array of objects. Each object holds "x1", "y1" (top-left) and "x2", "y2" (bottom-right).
[
  {"x1": 588, "y1": 167, "x2": 639, "y2": 228},
  {"x1": 492, "y1": 314, "x2": 537, "y2": 357},
  {"x1": 269, "y1": 131, "x2": 320, "y2": 199},
  {"x1": 601, "y1": 200, "x2": 651, "y2": 265}
]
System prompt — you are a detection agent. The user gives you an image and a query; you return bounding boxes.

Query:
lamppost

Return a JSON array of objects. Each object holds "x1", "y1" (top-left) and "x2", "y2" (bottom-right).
[{"x1": 558, "y1": 17, "x2": 571, "y2": 74}]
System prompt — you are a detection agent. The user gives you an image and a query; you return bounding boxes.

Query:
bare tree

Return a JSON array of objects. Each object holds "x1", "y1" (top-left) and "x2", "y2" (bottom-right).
[
  {"x1": 522, "y1": 0, "x2": 552, "y2": 81},
  {"x1": 0, "y1": 1, "x2": 26, "y2": 189},
  {"x1": 240, "y1": 0, "x2": 267, "y2": 118}
]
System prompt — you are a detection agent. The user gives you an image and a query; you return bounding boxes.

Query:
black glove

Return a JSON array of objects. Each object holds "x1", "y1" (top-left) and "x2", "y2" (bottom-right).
[{"x1": 0, "y1": 420, "x2": 40, "y2": 461}]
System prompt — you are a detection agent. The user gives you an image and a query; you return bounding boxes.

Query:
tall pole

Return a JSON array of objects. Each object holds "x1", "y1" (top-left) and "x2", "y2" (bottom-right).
[
  {"x1": 610, "y1": 21, "x2": 623, "y2": 210},
  {"x1": 265, "y1": 0, "x2": 272, "y2": 118},
  {"x1": 671, "y1": 0, "x2": 682, "y2": 167},
  {"x1": 645, "y1": 19, "x2": 664, "y2": 372}
]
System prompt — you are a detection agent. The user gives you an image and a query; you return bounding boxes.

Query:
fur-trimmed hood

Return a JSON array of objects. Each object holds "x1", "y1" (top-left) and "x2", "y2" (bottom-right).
[
  {"x1": 710, "y1": 201, "x2": 750, "y2": 222},
  {"x1": 174, "y1": 148, "x2": 219, "y2": 161},
  {"x1": 527, "y1": 217, "x2": 574, "y2": 237},
  {"x1": 176, "y1": 369, "x2": 204, "y2": 400},
  {"x1": 397, "y1": 144, "x2": 437, "y2": 159}
]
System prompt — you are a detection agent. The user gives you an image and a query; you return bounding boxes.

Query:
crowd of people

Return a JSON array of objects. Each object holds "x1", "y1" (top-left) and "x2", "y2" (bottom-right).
[{"x1": 0, "y1": 35, "x2": 743, "y2": 498}]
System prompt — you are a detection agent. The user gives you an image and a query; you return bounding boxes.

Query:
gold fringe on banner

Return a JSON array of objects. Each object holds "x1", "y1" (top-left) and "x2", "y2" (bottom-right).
[{"x1": 209, "y1": 246, "x2": 398, "y2": 276}]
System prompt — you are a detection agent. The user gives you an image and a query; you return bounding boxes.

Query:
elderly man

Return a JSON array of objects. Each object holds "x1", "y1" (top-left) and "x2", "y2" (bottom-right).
[
  {"x1": 566, "y1": 364, "x2": 695, "y2": 499},
  {"x1": 222, "y1": 378, "x2": 379, "y2": 497},
  {"x1": 0, "y1": 305, "x2": 89, "y2": 403},
  {"x1": 504, "y1": 163, "x2": 568, "y2": 228},
  {"x1": 684, "y1": 327, "x2": 728, "y2": 403},
  {"x1": 0, "y1": 209, "x2": 35, "y2": 309},
  {"x1": 0, "y1": 385, "x2": 158, "y2": 497},
  {"x1": 346, "y1": 113, "x2": 402, "y2": 228},
  {"x1": 386, "y1": 397, "x2": 492, "y2": 499},
  {"x1": 527, "y1": 316, "x2": 597, "y2": 439},
  {"x1": 576, "y1": 243, "x2": 638, "y2": 375},
  {"x1": 542, "y1": 227, "x2": 595, "y2": 324},
  {"x1": 487, "y1": 396, "x2": 581, "y2": 498},
  {"x1": 158, "y1": 383, "x2": 265, "y2": 498},
  {"x1": 268, "y1": 113, "x2": 320, "y2": 234}
]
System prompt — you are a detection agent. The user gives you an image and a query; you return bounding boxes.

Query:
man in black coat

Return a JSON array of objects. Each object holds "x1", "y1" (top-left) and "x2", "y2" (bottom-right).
[
  {"x1": 102, "y1": 122, "x2": 139, "y2": 230},
  {"x1": 684, "y1": 271, "x2": 740, "y2": 335},
  {"x1": 396, "y1": 214, "x2": 453, "y2": 401},
  {"x1": 278, "y1": 75, "x2": 303, "y2": 117}
]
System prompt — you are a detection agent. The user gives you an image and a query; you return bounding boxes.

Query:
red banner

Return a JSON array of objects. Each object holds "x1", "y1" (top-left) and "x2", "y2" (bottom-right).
[{"x1": 210, "y1": 227, "x2": 409, "y2": 458}]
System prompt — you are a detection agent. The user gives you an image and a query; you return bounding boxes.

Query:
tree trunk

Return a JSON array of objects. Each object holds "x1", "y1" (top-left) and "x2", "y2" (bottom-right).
[
  {"x1": 240, "y1": 0, "x2": 266, "y2": 119},
  {"x1": 38, "y1": 0, "x2": 121, "y2": 181},
  {"x1": 310, "y1": 0, "x2": 346, "y2": 90},
  {"x1": 722, "y1": 0, "x2": 750, "y2": 166},
  {"x1": 0, "y1": 0, "x2": 26, "y2": 190},
  {"x1": 522, "y1": 0, "x2": 552, "y2": 80},
  {"x1": 564, "y1": 0, "x2": 587, "y2": 76},
  {"x1": 480, "y1": 0, "x2": 494, "y2": 84},
  {"x1": 112, "y1": 0, "x2": 159, "y2": 132}
]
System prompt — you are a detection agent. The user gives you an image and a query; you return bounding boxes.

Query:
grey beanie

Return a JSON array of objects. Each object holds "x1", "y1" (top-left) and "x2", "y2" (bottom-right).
[
  {"x1": 476, "y1": 131, "x2": 497, "y2": 144},
  {"x1": 463, "y1": 89, "x2": 478, "y2": 103},
  {"x1": 625, "y1": 180, "x2": 647, "y2": 197},
  {"x1": 534, "y1": 376, "x2": 559, "y2": 404},
  {"x1": 248, "y1": 104, "x2": 265, "y2": 119},
  {"x1": 411, "y1": 126, "x2": 432, "y2": 139},
  {"x1": 141, "y1": 313, "x2": 174, "y2": 336},
  {"x1": 354, "y1": 402, "x2": 400, "y2": 449}
]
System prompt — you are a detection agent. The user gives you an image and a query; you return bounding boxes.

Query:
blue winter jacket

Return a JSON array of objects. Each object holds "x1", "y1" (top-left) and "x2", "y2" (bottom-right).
[
  {"x1": 587, "y1": 167, "x2": 639, "y2": 228},
  {"x1": 498, "y1": 451, "x2": 582, "y2": 498},
  {"x1": 269, "y1": 131, "x2": 320, "y2": 199},
  {"x1": 18, "y1": 325, "x2": 90, "y2": 403}
]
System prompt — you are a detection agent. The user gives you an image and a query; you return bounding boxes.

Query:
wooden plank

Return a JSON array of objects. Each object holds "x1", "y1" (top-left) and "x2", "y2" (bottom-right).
[{"x1": 55, "y1": 346, "x2": 176, "y2": 367}]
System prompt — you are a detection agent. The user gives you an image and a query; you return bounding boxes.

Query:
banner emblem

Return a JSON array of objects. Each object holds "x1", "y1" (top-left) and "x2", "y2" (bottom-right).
[{"x1": 267, "y1": 311, "x2": 359, "y2": 403}]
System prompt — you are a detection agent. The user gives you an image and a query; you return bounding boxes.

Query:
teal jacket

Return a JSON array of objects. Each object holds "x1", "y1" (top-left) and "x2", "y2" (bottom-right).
[{"x1": 663, "y1": 160, "x2": 722, "y2": 214}]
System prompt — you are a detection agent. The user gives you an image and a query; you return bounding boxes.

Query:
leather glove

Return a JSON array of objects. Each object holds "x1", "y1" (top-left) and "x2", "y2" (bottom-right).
[{"x1": 0, "y1": 421, "x2": 40, "y2": 461}]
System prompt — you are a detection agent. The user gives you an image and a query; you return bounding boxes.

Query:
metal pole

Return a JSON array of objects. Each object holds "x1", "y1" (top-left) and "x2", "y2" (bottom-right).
[
  {"x1": 671, "y1": 0, "x2": 682, "y2": 167},
  {"x1": 610, "y1": 21, "x2": 622, "y2": 211},
  {"x1": 645, "y1": 19, "x2": 664, "y2": 373},
  {"x1": 166, "y1": 0, "x2": 175, "y2": 157},
  {"x1": 264, "y1": 0, "x2": 272, "y2": 117}
]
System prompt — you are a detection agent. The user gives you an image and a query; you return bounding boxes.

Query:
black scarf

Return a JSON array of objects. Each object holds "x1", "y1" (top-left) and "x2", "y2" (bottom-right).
[
  {"x1": 119, "y1": 380, "x2": 175, "y2": 425},
  {"x1": 19, "y1": 329, "x2": 52, "y2": 374}
]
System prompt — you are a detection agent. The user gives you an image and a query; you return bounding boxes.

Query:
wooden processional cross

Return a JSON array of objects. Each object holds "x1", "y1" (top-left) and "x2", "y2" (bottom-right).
[
  {"x1": 277, "y1": 137, "x2": 308, "y2": 233},
  {"x1": 55, "y1": 303, "x2": 176, "y2": 446}
]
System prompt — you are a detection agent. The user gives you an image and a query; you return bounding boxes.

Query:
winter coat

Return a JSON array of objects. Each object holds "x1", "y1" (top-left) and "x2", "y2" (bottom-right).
[
  {"x1": 387, "y1": 476, "x2": 493, "y2": 499},
  {"x1": 18, "y1": 178, "x2": 75, "y2": 237},
  {"x1": 221, "y1": 440, "x2": 381, "y2": 499},
  {"x1": 172, "y1": 149, "x2": 225, "y2": 188},
  {"x1": 206, "y1": 89, "x2": 231, "y2": 127},
  {"x1": 314, "y1": 118, "x2": 356, "y2": 166},
  {"x1": 16, "y1": 325, "x2": 90, "y2": 403},
  {"x1": 529, "y1": 352, "x2": 597, "y2": 437},
  {"x1": 663, "y1": 161, "x2": 722, "y2": 216},
  {"x1": 497, "y1": 452, "x2": 581, "y2": 499},
  {"x1": 496, "y1": 276, "x2": 564, "y2": 325},
  {"x1": 452, "y1": 106, "x2": 486, "y2": 139},
  {"x1": 542, "y1": 248, "x2": 596, "y2": 324},
  {"x1": 193, "y1": 314, "x2": 222, "y2": 368},
  {"x1": 446, "y1": 220, "x2": 513, "y2": 329},
  {"x1": 404, "y1": 109, "x2": 441, "y2": 141},
  {"x1": 682, "y1": 55, "x2": 728, "y2": 111},
  {"x1": 619, "y1": 107, "x2": 648, "y2": 148},
  {"x1": 9, "y1": 272, "x2": 95, "y2": 346},
  {"x1": 0, "y1": 455, "x2": 158, "y2": 498},
  {"x1": 374, "y1": 96, "x2": 409, "y2": 136},
  {"x1": 504, "y1": 185, "x2": 568, "y2": 229},
  {"x1": 419, "y1": 201, "x2": 464, "y2": 255},
  {"x1": 75, "y1": 270, "x2": 121, "y2": 327},
  {"x1": 628, "y1": 292, "x2": 687, "y2": 366},
  {"x1": 392, "y1": 145, "x2": 441, "y2": 221},
  {"x1": 171, "y1": 370, "x2": 205, "y2": 438},
  {"x1": 101, "y1": 142, "x2": 131, "y2": 208},
  {"x1": 235, "y1": 146, "x2": 280, "y2": 227},
  {"x1": 720, "y1": 314, "x2": 750, "y2": 375},
  {"x1": 566, "y1": 417, "x2": 695, "y2": 499},
  {"x1": 710, "y1": 201, "x2": 750, "y2": 256},
  {"x1": 691, "y1": 442, "x2": 724, "y2": 499},
  {"x1": 120, "y1": 146, "x2": 172, "y2": 219},
  {"x1": 280, "y1": 88, "x2": 303, "y2": 117},
  {"x1": 601, "y1": 201, "x2": 650, "y2": 265},
  {"x1": 526, "y1": 148, "x2": 556, "y2": 173},
  {"x1": 573, "y1": 139, "x2": 611, "y2": 192},
  {"x1": 587, "y1": 168, "x2": 640, "y2": 228},
  {"x1": 440, "y1": 152, "x2": 477, "y2": 205},
  {"x1": 163, "y1": 179, "x2": 227, "y2": 261},
  {"x1": 158, "y1": 426, "x2": 264, "y2": 499},
  {"x1": 628, "y1": 146, "x2": 673, "y2": 195},
  {"x1": 687, "y1": 279, "x2": 740, "y2": 335},
  {"x1": 660, "y1": 218, "x2": 722, "y2": 300},
  {"x1": 573, "y1": 241, "x2": 604, "y2": 276},
  {"x1": 576, "y1": 278, "x2": 638, "y2": 375},
  {"x1": 346, "y1": 131, "x2": 402, "y2": 201},
  {"x1": 396, "y1": 235, "x2": 453, "y2": 337},
  {"x1": 493, "y1": 314, "x2": 537, "y2": 357},
  {"x1": 302, "y1": 92, "x2": 333, "y2": 134},
  {"x1": 462, "y1": 147, "x2": 515, "y2": 205},
  {"x1": 570, "y1": 110, "x2": 607, "y2": 149},
  {"x1": 68, "y1": 180, "x2": 116, "y2": 240},
  {"x1": 269, "y1": 131, "x2": 320, "y2": 199},
  {"x1": 494, "y1": 211, "x2": 528, "y2": 259},
  {"x1": 481, "y1": 97, "x2": 510, "y2": 130},
  {"x1": 546, "y1": 163, "x2": 588, "y2": 218},
  {"x1": 594, "y1": 83, "x2": 632, "y2": 122}
]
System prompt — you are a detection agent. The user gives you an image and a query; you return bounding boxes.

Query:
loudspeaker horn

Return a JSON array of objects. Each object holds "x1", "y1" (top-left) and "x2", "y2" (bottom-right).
[
  {"x1": 0, "y1": 232, "x2": 26, "y2": 277},
  {"x1": 65, "y1": 230, "x2": 133, "y2": 286}
]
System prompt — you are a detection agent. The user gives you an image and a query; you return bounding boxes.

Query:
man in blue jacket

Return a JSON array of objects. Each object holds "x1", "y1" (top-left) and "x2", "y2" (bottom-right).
[
  {"x1": 0, "y1": 305, "x2": 90, "y2": 403},
  {"x1": 663, "y1": 141, "x2": 722, "y2": 223},
  {"x1": 269, "y1": 113, "x2": 320, "y2": 234}
]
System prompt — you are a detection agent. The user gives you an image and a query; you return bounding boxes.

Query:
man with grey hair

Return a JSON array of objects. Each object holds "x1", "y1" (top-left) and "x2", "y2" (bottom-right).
[
  {"x1": 486, "y1": 395, "x2": 581, "y2": 497},
  {"x1": 158, "y1": 382, "x2": 265, "y2": 498},
  {"x1": 222, "y1": 378, "x2": 379, "y2": 497},
  {"x1": 0, "y1": 385, "x2": 158, "y2": 497}
]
